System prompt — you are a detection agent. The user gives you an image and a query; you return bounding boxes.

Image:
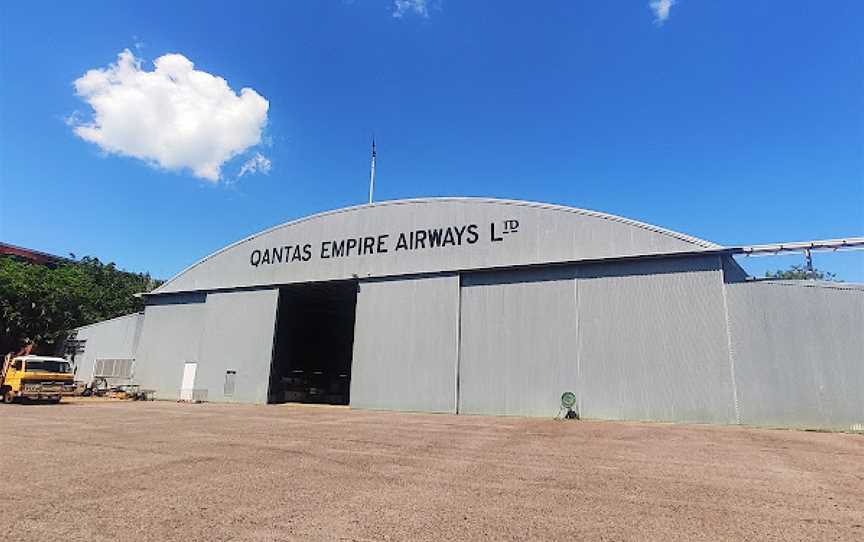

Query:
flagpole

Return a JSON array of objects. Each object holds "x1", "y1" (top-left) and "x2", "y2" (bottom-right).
[{"x1": 368, "y1": 136, "x2": 377, "y2": 204}]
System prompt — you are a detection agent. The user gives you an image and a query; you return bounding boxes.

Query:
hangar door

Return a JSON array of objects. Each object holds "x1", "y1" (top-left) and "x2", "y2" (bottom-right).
[
  {"x1": 351, "y1": 275, "x2": 459, "y2": 413},
  {"x1": 459, "y1": 268, "x2": 580, "y2": 416}
]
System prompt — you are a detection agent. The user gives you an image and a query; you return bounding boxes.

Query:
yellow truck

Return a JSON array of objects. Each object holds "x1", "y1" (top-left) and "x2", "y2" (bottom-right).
[{"x1": 1, "y1": 355, "x2": 76, "y2": 404}]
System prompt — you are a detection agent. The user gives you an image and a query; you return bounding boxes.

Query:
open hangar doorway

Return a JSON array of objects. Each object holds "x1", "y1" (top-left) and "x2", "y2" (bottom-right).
[{"x1": 268, "y1": 280, "x2": 358, "y2": 405}]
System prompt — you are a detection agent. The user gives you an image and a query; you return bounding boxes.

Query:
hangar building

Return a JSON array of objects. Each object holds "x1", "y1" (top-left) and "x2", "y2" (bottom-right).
[{"x1": 71, "y1": 198, "x2": 863, "y2": 429}]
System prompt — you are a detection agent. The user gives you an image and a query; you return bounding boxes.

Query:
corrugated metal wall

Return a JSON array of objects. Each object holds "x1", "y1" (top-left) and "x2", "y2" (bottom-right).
[
  {"x1": 195, "y1": 289, "x2": 279, "y2": 404},
  {"x1": 456, "y1": 257, "x2": 736, "y2": 422},
  {"x1": 82, "y1": 249, "x2": 862, "y2": 430},
  {"x1": 459, "y1": 268, "x2": 580, "y2": 416},
  {"x1": 72, "y1": 313, "x2": 144, "y2": 382},
  {"x1": 135, "y1": 290, "x2": 279, "y2": 403},
  {"x1": 726, "y1": 281, "x2": 864, "y2": 430},
  {"x1": 135, "y1": 294, "x2": 207, "y2": 400},
  {"x1": 577, "y1": 257, "x2": 737, "y2": 423},
  {"x1": 350, "y1": 275, "x2": 460, "y2": 413}
]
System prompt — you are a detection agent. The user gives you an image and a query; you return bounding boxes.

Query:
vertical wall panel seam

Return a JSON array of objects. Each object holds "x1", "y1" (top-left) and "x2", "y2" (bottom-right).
[
  {"x1": 455, "y1": 274, "x2": 463, "y2": 414},
  {"x1": 719, "y1": 257, "x2": 741, "y2": 424},
  {"x1": 574, "y1": 270, "x2": 582, "y2": 416}
]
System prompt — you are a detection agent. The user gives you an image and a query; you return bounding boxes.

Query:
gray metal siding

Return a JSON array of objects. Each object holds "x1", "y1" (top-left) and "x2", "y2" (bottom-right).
[
  {"x1": 72, "y1": 313, "x2": 144, "y2": 382},
  {"x1": 156, "y1": 199, "x2": 716, "y2": 294},
  {"x1": 576, "y1": 257, "x2": 737, "y2": 423},
  {"x1": 727, "y1": 281, "x2": 864, "y2": 429},
  {"x1": 135, "y1": 298, "x2": 206, "y2": 400},
  {"x1": 195, "y1": 289, "x2": 279, "y2": 404},
  {"x1": 135, "y1": 290, "x2": 278, "y2": 403},
  {"x1": 350, "y1": 275, "x2": 460, "y2": 413},
  {"x1": 459, "y1": 268, "x2": 580, "y2": 416}
]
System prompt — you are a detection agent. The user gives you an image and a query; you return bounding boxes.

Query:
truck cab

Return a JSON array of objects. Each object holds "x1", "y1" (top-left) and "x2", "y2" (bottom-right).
[{"x1": 1, "y1": 355, "x2": 76, "y2": 403}]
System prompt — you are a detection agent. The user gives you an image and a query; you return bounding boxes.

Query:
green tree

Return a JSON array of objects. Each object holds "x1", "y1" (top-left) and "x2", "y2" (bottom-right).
[
  {"x1": 764, "y1": 265, "x2": 837, "y2": 281},
  {"x1": 0, "y1": 256, "x2": 162, "y2": 355}
]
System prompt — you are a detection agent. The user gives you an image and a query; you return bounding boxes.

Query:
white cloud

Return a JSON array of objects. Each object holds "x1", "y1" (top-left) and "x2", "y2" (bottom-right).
[
  {"x1": 238, "y1": 152, "x2": 272, "y2": 178},
  {"x1": 649, "y1": 0, "x2": 675, "y2": 25},
  {"x1": 393, "y1": 0, "x2": 428, "y2": 19},
  {"x1": 71, "y1": 49, "x2": 269, "y2": 182}
]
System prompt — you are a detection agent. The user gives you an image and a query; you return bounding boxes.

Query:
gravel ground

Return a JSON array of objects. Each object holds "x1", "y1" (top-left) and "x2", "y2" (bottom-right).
[{"x1": 1, "y1": 400, "x2": 862, "y2": 541}]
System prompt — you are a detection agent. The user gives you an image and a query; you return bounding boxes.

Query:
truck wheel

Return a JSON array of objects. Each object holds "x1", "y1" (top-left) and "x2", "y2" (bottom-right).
[{"x1": 3, "y1": 390, "x2": 16, "y2": 404}]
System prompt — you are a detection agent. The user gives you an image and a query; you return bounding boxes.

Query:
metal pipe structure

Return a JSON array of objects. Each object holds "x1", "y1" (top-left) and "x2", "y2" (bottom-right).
[{"x1": 732, "y1": 237, "x2": 864, "y2": 257}]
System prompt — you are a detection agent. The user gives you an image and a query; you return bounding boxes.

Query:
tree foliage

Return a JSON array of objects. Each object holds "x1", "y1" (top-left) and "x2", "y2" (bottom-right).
[
  {"x1": 764, "y1": 265, "x2": 837, "y2": 281},
  {"x1": 0, "y1": 256, "x2": 162, "y2": 355}
]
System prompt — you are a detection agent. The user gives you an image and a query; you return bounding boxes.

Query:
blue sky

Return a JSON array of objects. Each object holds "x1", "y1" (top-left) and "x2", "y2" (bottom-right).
[{"x1": 1, "y1": 0, "x2": 862, "y2": 281}]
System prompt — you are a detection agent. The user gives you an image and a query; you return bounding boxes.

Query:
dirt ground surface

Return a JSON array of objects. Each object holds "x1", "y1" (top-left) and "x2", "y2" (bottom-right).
[{"x1": 1, "y1": 400, "x2": 862, "y2": 541}]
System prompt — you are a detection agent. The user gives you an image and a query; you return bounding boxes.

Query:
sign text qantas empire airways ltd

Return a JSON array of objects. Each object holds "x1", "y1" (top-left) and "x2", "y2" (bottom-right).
[{"x1": 249, "y1": 220, "x2": 521, "y2": 267}]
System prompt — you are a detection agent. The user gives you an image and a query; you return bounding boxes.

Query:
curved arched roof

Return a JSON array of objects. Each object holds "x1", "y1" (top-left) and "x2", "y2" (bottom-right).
[{"x1": 153, "y1": 198, "x2": 721, "y2": 294}]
